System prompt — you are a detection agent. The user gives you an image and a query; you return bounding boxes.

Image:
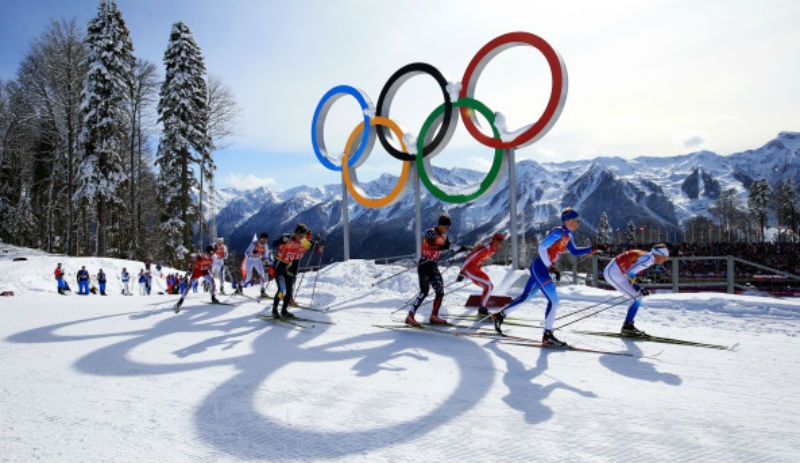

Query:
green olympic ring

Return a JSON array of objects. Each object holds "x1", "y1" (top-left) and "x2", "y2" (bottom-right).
[{"x1": 415, "y1": 97, "x2": 506, "y2": 203}]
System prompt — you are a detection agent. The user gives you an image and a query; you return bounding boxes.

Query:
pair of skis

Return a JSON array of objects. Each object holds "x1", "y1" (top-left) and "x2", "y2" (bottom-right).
[
  {"x1": 255, "y1": 311, "x2": 334, "y2": 329},
  {"x1": 373, "y1": 321, "x2": 644, "y2": 357},
  {"x1": 448, "y1": 313, "x2": 736, "y2": 351}
]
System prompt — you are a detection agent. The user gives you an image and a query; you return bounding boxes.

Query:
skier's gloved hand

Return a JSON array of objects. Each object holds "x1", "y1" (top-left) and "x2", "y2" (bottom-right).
[
  {"x1": 549, "y1": 265, "x2": 561, "y2": 282},
  {"x1": 639, "y1": 287, "x2": 650, "y2": 297},
  {"x1": 457, "y1": 246, "x2": 469, "y2": 253},
  {"x1": 456, "y1": 273, "x2": 465, "y2": 282}
]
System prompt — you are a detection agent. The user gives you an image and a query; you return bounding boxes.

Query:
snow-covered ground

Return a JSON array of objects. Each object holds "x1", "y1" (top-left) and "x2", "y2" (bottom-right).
[{"x1": 1, "y1": 243, "x2": 799, "y2": 462}]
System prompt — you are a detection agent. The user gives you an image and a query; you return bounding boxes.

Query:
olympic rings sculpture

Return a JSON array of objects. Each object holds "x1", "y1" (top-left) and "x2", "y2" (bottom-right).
[{"x1": 311, "y1": 31, "x2": 568, "y2": 207}]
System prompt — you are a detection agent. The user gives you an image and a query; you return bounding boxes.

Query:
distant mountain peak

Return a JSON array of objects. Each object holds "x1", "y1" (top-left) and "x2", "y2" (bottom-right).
[{"x1": 211, "y1": 132, "x2": 799, "y2": 260}]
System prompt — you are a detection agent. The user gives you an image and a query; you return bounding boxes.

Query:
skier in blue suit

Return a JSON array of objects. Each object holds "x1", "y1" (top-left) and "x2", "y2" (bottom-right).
[{"x1": 491, "y1": 208, "x2": 596, "y2": 347}]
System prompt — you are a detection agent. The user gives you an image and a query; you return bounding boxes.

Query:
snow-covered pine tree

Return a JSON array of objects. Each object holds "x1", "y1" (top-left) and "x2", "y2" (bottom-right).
[
  {"x1": 775, "y1": 178, "x2": 799, "y2": 242},
  {"x1": 747, "y1": 177, "x2": 772, "y2": 242},
  {"x1": 625, "y1": 221, "x2": 636, "y2": 245},
  {"x1": 76, "y1": 0, "x2": 134, "y2": 256},
  {"x1": 156, "y1": 21, "x2": 210, "y2": 262},
  {"x1": 594, "y1": 211, "x2": 612, "y2": 245}
]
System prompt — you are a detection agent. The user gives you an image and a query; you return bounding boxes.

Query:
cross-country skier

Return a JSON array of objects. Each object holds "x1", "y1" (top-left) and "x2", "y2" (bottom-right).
[
  {"x1": 240, "y1": 233, "x2": 270, "y2": 298},
  {"x1": 491, "y1": 208, "x2": 597, "y2": 347},
  {"x1": 405, "y1": 214, "x2": 468, "y2": 327},
  {"x1": 268, "y1": 223, "x2": 317, "y2": 318},
  {"x1": 212, "y1": 237, "x2": 228, "y2": 294},
  {"x1": 76, "y1": 266, "x2": 91, "y2": 295},
  {"x1": 458, "y1": 233, "x2": 505, "y2": 316},
  {"x1": 603, "y1": 243, "x2": 670, "y2": 335},
  {"x1": 175, "y1": 246, "x2": 219, "y2": 313}
]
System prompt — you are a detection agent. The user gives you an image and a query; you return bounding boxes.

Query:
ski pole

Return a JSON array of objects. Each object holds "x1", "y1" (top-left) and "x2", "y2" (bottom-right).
[
  {"x1": 554, "y1": 296, "x2": 632, "y2": 330},
  {"x1": 390, "y1": 278, "x2": 473, "y2": 315},
  {"x1": 309, "y1": 247, "x2": 325, "y2": 305},
  {"x1": 371, "y1": 263, "x2": 417, "y2": 287},
  {"x1": 466, "y1": 277, "x2": 551, "y2": 328},
  {"x1": 293, "y1": 250, "x2": 315, "y2": 296},
  {"x1": 554, "y1": 294, "x2": 629, "y2": 321}
]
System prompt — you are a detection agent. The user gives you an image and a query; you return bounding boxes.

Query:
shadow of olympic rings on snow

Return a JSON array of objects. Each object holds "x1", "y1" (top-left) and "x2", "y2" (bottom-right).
[{"x1": 5, "y1": 303, "x2": 495, "y2": 460}]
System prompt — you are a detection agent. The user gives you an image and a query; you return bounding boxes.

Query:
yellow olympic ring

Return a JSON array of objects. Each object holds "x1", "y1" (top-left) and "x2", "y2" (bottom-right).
[{"x1": 342, "y1": 116, "x2": 412, "y2": 208}]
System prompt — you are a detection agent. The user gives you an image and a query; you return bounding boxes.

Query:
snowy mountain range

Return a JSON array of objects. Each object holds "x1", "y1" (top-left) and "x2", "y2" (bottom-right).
[{"x1": 212, "y1": 132, "x2": 800, "y2": 261}]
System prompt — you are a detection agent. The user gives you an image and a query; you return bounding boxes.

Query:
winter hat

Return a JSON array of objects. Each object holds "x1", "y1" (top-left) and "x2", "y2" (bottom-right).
[
  {"x1": 651, "y1": 244, "x2": 669, "y2": 257},
  {"x1": 561, "y1": 208, "x2": 580, "y2": 222},
  {"x1": 492, "y1": 233, "x2": 505, "y2": 242},
  {"x1": 294, "y1": 224, "x2": 308, "y2": 235},
  {"x1": 438, "y1": 214, "x2": 451, "y2": 227},
  {"x1": 205, "y1": 245, "x2": 214, "y2": 254}
]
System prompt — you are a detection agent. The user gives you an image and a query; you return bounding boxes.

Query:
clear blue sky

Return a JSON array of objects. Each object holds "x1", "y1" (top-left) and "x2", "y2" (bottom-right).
[{"x1": 2, "y1": 0, "x2": 799, "y2": 191}]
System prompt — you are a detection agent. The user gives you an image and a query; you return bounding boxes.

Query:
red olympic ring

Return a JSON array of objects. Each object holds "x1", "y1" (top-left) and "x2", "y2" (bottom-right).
[{"x1": 460, "y1": 31, "x2": 568, "y2": 149}]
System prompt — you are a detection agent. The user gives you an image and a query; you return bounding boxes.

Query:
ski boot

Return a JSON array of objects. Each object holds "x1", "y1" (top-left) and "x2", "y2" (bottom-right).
[
  {"x1": 429, "y1": 314, "x2": 448, "y2": 325},
  {"x1": 174, "y1": 298, "x2": 184, "y2": 314},
  {"x1": 280, "y1": 309, "x2": 295, "y2": 319},
  {"x1": 405, "y1": 312, "x2": 421, "y2": 327},
  {"x1": 621, "y1": 321, "x2": 646, "y2": 337},
  {"x1": 211, "y1": 296, "x2": 220, "y2": 304},
  {"x1": 542, "y1": 330, "x2": 568, "y2": 348},
  {"x1": 492, "y1": 312, "x2": 505, "y2": 334},
  {"x1": 478, "y1": 306, "x2": 489, "y2": 317}
]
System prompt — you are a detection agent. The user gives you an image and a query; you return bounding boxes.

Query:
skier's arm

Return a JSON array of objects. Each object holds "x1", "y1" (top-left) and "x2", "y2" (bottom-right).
[{"x1": 567, "y1": 237, "x2": 593, "y2": 256}]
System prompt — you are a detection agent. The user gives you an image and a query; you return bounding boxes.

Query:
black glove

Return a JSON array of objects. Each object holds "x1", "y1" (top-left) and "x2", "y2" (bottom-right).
[
  {"x1": 549, "y1": 266, "x2": 561, "y2": 282},
  {"x1": 458, "y1": 246, "x2": 469, "y2": 253},
  {"x1": 640, "y1": 287, "x2": 650, "y2": 297},
  {"x1": 456, "y1": 273, "x2": 465, "y2": 282}
]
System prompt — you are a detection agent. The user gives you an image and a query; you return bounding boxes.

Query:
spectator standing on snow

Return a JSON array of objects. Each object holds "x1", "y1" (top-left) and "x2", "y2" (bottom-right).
[
  {"x1": 54, "y1": 263, "x2": 69, "y2": 295},
  {"x1": 121, "y1": 268, "x2": 130, "y2": 295},
  {"x1": 97, "y1": 269, "x2": 107, "y2": 296},
  {"x1": 138, "y1": 269, "x2": 147, "y2": 295},
  {"x1": 76, "y1": 266, "x2": 91, "y2": 295}
]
